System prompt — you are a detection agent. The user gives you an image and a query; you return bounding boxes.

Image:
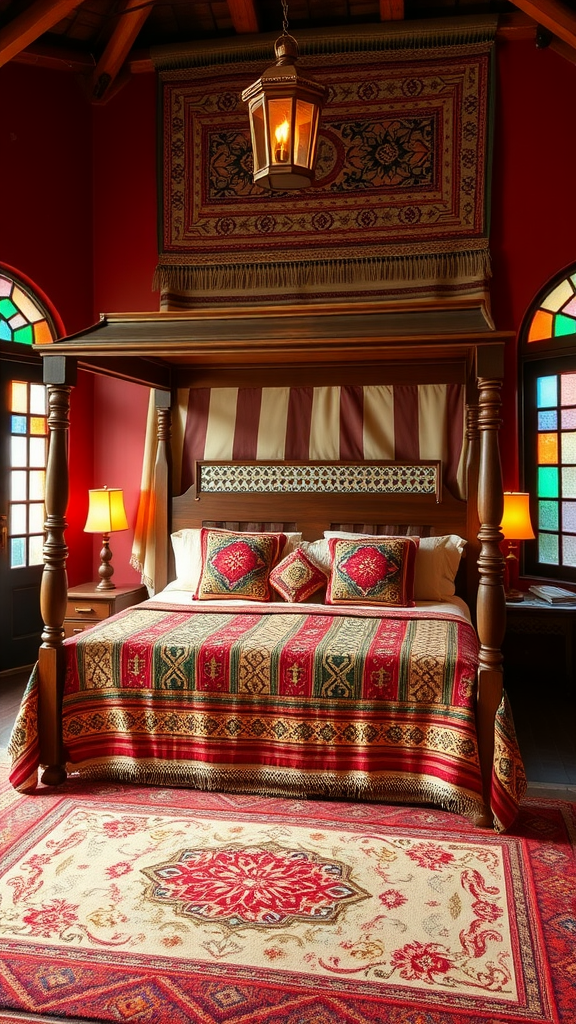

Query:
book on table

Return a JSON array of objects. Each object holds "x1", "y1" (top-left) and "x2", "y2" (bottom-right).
[{"x1": 529, "y1": 584, "x2": 576, "y2": 604}]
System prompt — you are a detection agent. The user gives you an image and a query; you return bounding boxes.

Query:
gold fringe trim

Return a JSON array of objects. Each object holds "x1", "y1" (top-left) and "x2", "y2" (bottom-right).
[
  {"x1": 151, "y1": 17, "x2": 497, "y2": 71},
  {"x1": 66, "y1": 756, "x2": 489, "y2": 825},
  {"x1": 154, "y1": 250, "x2": 492, "y2": 295}
]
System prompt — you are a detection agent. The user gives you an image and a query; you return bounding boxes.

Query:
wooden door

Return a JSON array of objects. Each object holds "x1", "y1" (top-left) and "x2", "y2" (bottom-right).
[{"x1": 0, "y1": 357, "x2": 47, "y2": 670}]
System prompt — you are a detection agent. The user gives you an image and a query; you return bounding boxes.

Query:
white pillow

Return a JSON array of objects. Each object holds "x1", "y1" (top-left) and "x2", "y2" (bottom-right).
[
  {"x1": 323, "y1": 531, "x2": 466, "y2": 601},
  {"x1": 170, "y1": 529, "x2": 302, "y2": 592}
]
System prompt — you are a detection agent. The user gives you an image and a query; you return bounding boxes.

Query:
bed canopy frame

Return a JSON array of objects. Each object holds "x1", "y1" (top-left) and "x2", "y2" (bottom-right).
[{"x1": 34, "y1": 302, "x2": 513, "y2": 821}]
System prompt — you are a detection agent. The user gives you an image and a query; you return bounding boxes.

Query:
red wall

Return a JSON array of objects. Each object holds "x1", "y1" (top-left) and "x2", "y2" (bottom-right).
[
  {"x1": 490, "y1": 39, "x2": 576, "y2": 486},
  {"x1": 3, "y1": 39, "x2": 576, "y2": 589}
]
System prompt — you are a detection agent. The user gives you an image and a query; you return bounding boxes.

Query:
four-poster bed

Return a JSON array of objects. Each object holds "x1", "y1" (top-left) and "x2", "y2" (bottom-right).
[{"x1": 9, "y1": 303, "x2": 526, "y2": 830}]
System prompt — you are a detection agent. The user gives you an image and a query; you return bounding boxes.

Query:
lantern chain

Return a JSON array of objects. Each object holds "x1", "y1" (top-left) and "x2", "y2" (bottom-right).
[{"x1": 281, "y1": 0, "x2": 289, "y2": 36}]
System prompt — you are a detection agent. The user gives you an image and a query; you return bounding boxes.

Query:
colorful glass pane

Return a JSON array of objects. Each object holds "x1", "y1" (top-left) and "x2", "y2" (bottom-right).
[
  {"x1": 561, "y1": 432, "x2": 576, "y2": 463},
  {"x1": 29, "y1": 384, "x2": 46, "y2": 414},
  {"x1": 11, "y1": 437, "x2": 26, "y2": 467},
  {"x1": 561, "y1": 374, "x2": 576, "y2": 406},
  {"x1": 539, "y1": 410, "x2": 557, "y2": 430},
  {"x1": 538, "y1": 433, "x2": 558, "y2": 464},
  {"x1": 542, "y1": 278, "x2": 574, "y2": 311},
  {"x1": 29, "y1": 470, "x2": 45, "y2": 500},
  {"x1": 30, "y1": 417, "x2": 47, "y2": 436},
  {"x1": 33, "y1": 321, "x2": 53, "y2": 345},
  {"x1": 13, "y1": 325, "x2": 34, "y2": 346},
  {"x1": 29, "y1": 437, "x2": 46, "y2": 468},
  {"x1": 539, "y1": 532, "x2": 559, "y2": 564},
  {"x1": 562, "y1": 408, "x2": 576, "y2": 430},
  {"x1": 10, "y1": 504, "x2": 26, "y2": 533},
  {"x1": 11, "y1": 471, "x2": 26, "y2": 501},
  {"x1": 0, "y1": 298, "x2": 18, "y2": 318},
  {"x1": 562, "y1": 501, "x2": 576, "y2": 533},
  {"x1": 11, "y1": 415, "x2": 26, "y2": 435},
  {"x1": 562, "y1": 467, "x2": 576, "y2": 497},
  {"x1": 562, "y1": 534, "x2": 576, "y2": 568},
  {"x1": 0, "y1": 273, "x2": 56, "y2": 346},
  {"x1": 28, "y1": 535, "x2": 44, "y2": 566},
  {"x1": 565, "y1": 297, "x2": 576, "y2": 317},
  {"x1": 12, "y1": 286, "x2": 44, "y2": 323},
  {"x1": 528, "y1": 310, "x2": 553, "y2": 343},
  {"x1": 29, "y1": 503, "x2": 44, "y2": 533},
  {"x1": 10, "y1": 538, "x2": 26, "y2": 569},
  {"x1": 11, "y1": 382, "x2": 27, "y2": 414},
  {"x1": 539, "y1": 500, "x2": 558, "y2": 530},
  {"x1": 538, "y1": 466, "x2": 559, "y2": 498},
  {"x1": 556, "y1": 314, "x2": 576, "y2": 337},
  {"x1": 537, "y1": 376, "x2": 557, "y2": 407}
]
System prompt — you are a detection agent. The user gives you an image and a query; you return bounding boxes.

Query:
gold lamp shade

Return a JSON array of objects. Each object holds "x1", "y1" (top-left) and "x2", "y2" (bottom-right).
[
  {"x1": 242, "y1": 33, "x2": 326, "y2": 191},
  {"x1": 84, "y1": 487, "x2": 128, "y2": 590},
  {"x1": 500, "y1": 492, "x2": 535, "y2": 602},
  {"x1": 500, "y1": 492, "x2": 535, "y2": 541}
]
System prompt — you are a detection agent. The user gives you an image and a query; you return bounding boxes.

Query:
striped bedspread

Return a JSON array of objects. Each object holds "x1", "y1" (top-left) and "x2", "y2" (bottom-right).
[{"x1": 8, "y1": 602, "x2": 526, "y2": 830}]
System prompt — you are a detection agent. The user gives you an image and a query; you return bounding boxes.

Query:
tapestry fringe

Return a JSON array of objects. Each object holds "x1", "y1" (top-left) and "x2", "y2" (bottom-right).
[
  {"x1": 67, "y1": 756, "x2": 489, "y2": 826},
  {"x1": 153, "y1": 250, "x2": 492, "y2": 295},
  {"x1": 151, "y1": 17, "x2": 497, "y2": 71}
]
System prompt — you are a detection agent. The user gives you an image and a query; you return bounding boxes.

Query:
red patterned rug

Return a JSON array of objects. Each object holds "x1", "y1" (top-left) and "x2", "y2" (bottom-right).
[{"x1": 0, "y1": 765, "x2": 574, "y2": 1024}]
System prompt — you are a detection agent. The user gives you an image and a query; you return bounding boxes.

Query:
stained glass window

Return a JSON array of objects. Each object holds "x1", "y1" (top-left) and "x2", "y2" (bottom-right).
[
  {"x1": 8, "y1": 381, "x2": 48, "y2": 568},
  {"x1": 523, "y1": 263, "x2": 576, "y2": 582},
  {"x1": 0, "y1": 273, "x2": 56, "y2": 346},
  {"x1": 527, "y1": 272, "x2": 576, "y2": 345}
]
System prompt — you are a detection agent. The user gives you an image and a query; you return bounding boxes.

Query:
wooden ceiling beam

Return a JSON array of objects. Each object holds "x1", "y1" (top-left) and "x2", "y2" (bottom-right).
[
  {"x1": 379, "y1": 0, "x2": 404, "y2": 18},
  {"x1": 228, "y1": 0, "x2": 259, "y2": 34},
  {"x1": 511, "y1": 1, "x2": 576, "y2": 51},
  {"x1": 0, "y1": 0, "x2": 83, "y2": 67},
  {"x1": 91, "y1": 0, "x2": 152, "y2": 101}
]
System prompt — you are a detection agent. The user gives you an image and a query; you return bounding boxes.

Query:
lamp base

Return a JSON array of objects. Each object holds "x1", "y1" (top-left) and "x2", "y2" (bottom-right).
[
  {"x1": 96, "y1": 534, "x2": 116, "y2": 590},
  {"x1": 505, "y1": 588, "x2": 525, "y2": 603}
]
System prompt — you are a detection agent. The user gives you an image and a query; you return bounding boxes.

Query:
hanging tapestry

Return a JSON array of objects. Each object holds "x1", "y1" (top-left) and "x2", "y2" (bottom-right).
[{"x1": 153, "y1": 17, "x2": 496, "y2": 314}]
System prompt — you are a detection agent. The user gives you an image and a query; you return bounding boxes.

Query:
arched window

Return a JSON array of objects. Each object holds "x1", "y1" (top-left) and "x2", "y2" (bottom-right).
[
  {"x1": 0, "y1": 267, "x2": 58, "y2": 346},
  {"x1": 521, "y1": 263, "x2": 576, "y2": 582}
]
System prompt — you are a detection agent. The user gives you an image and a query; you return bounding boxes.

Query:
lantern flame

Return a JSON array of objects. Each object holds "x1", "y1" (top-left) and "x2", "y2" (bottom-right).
[{"x1": 274, "y1": 119, "x2": 290, "y2": 161}]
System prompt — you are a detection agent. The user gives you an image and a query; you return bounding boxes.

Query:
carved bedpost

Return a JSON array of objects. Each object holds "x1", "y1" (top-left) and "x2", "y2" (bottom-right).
[
  {"x1": 38, "y1": 356, "x2": 77, "y2": 786},
  {"x1": 475, "y1": 346, "x2": 506, "y2": 824},
  {"x1": 152, "y1": 389, "x2": 172, "y2": 594},
  {"x1": 465, "y1": 402, "x2": 480, "y2": 606}
]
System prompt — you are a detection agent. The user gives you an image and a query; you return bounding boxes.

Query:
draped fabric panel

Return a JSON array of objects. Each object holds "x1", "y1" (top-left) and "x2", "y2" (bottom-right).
[
  {"x1": 132, "y1": 384, "x2": 466, "y2": 590},
  {"x1": 177, "y1": 384, "x2": 466, "y2": 494}
]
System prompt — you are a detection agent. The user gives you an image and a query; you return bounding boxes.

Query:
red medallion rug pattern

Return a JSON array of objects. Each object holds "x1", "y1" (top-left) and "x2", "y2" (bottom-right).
[{"x1": 0, "y1": 764, "x2": 574, "y2": 1024}]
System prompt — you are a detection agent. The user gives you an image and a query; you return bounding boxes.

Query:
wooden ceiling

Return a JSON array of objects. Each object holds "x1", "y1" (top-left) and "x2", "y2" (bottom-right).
[{"x1": 2, "y1": 0, "x2": 575, "y2": 104}]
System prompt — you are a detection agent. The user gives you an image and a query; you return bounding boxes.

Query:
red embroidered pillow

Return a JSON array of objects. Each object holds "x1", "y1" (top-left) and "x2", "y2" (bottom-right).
[
  {"x1": 270, "y1": 548, "x2": 328, "y2": 603},
  {"x1": 196, "y1": 529, "x2": 286, "y2": 601},
  {"x1": 326, "y1": 536, "x2": 419, "y2": 607}
]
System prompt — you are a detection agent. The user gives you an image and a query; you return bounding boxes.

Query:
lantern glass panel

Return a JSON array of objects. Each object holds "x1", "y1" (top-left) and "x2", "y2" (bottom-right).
[
  {"x1": 250, "y1": 100, "x2": 267, "y2": 173},
  {"x1": 269, "y1": 98, "x2": 293, "y2": 163},
  {"x1": 295, "y1": 99, "x2": 314, "y2": 165}
]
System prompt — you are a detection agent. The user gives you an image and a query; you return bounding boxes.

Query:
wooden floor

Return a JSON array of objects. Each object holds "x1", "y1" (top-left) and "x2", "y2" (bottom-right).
[{"x1": 1, "y1": 665, "x2": 575, "y2": 800}]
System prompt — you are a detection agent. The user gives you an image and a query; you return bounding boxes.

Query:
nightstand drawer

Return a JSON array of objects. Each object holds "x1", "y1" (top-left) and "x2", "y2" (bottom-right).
[
  {"x1": 63, "y1": 584, "x2": 148, "y2": 640},
  {"x1": 65, "y1": 598, "x2": 112, "y2": 623}
]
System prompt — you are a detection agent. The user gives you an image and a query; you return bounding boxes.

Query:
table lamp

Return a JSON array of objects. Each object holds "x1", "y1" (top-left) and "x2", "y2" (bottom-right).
[
  {"x1": 500, "y1": 491, "x2": 535, "y2": 602},
  {"x1": 84, "y1": 487, "x2": 128, "y2": 590}
]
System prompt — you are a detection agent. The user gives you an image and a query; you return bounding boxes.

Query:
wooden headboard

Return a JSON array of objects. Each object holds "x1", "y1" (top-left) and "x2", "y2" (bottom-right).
[{"x1": 170, "y1": 458, "x2": 479, "y2": 603}]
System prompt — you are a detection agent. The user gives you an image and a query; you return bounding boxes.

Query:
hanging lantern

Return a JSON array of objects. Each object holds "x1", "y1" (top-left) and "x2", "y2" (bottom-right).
[{"x1": 242, "y1": 7, "x2": 327, "y2": 191}]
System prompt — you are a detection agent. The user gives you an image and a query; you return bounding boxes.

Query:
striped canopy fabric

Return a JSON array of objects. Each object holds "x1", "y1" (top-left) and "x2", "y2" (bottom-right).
[{"x1": 133, "y1": 384, "x2": 467, "y2": 590}]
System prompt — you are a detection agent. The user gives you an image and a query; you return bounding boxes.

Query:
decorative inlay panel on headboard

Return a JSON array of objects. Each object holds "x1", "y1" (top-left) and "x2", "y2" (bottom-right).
[{"x1": 195, "y1": 462, "x2": 441, "y2": 499}]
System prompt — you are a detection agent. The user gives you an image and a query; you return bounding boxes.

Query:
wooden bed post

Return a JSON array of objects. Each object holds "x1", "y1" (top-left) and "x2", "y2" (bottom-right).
[
  {"x1": 475, "y1": 345, "x2": 506, "y2": 823},
  {"x1": 38, "y1": 357, "x2": 76, "y2": 786},
  {"x1": 152, "y1": 389, "x2": 172, "y2": 594}
]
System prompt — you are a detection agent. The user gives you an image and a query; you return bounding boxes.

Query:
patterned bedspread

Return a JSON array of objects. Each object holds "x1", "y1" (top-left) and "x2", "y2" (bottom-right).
[{"x1": 8, "y1": 602, "x2": 526, "y2": 830}]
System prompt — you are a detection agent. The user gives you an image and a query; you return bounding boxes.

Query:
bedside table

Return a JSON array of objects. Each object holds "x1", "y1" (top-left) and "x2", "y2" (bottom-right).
[
  {"x1": 64, "y1": 583, "x2": 148, "y2": 638},
  {"x1": 504, "y1": 595, "x2": 576, "y2": 683}
]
